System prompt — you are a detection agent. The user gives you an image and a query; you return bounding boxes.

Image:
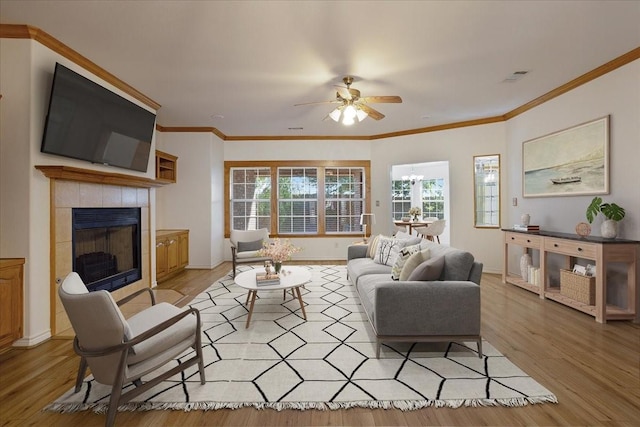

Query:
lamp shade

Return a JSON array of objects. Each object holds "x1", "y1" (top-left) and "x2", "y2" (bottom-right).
[{"x1": 360, "y1": 213, "x2": 376, "y2": 225}]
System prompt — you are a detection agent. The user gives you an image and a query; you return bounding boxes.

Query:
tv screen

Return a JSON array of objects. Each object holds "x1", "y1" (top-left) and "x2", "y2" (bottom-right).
[{"x1": 41, "y1": 63, "x2": 156, "y2": 172}]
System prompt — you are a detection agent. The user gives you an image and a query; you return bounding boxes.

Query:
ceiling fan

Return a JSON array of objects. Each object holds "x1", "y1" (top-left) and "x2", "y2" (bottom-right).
[{"x1": 295, "y1": 76, "x2": 402, "y2": 125}]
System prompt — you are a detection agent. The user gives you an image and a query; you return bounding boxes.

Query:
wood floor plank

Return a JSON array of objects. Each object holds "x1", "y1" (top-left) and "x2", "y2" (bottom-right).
[{"x1": 1, "y1": 265, "x2": 639, "y2": 426}]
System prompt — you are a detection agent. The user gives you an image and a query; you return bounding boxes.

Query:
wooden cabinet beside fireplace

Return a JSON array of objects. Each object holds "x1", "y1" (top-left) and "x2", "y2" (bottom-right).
[
  {"x1": 0, "y1": 258, "x2": 24, "y2": 350},
  {"x1": 156, "y1": 230, "x2": 189, "y2": 283}
]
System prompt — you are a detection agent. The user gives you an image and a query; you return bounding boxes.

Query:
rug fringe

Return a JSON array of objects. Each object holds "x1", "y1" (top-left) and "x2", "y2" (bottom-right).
[{"x1": 43, "y1": 395, "x2": 557, "y2": 414}]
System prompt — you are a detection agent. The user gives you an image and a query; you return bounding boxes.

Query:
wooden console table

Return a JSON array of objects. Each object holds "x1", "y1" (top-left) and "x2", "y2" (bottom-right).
[{"x1": 502, "y1": 229, "x2": 638, "y2": 323}]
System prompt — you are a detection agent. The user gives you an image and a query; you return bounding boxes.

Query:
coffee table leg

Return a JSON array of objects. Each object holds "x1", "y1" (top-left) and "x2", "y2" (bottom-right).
[
  {"x1": 246, "y1": 290, "x2": 257, "y2": 328},
  {"x1": 245, "y1": 290, "x2": 251, "y2": 305},
  {"x1": 294, "y1": 287, "x2": 307, "y2": 320}
]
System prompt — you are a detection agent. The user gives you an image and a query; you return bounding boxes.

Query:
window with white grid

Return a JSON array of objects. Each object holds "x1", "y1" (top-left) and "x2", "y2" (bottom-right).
[
  {"x1": 277, "y1": 167, "x2": 318, "y2": 234},
  {"x1": 230, "y1": 167, "x2": 272, "y2": 231},
  {"x1": 324, "y1": 167, "x2": 365, "y2": 233},
  {"x1": 421, "y1": 178, "x2": 445, "y2": 219},
  {"x1": 391, "y1": 180, "x2": 411, "y2": 220}
]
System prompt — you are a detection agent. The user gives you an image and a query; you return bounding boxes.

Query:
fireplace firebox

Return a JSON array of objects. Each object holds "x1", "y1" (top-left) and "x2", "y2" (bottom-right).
[{"x1": 72, "y1": 207, "x2": 142, "y2": 292}]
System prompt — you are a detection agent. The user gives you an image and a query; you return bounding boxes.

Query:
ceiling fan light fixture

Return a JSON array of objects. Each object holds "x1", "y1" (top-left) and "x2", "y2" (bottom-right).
[
  {"x1": 328, "y1": 108, "x2": 342, "y2": 122},
  {"x1": 343, "y1": 105, "x2": 357, "y2": 120},
  {"x1": 356, "y1": 108, "x2": 368, "y2": 122},
  {"x1": 342, "y1": 115, "x2": 355, "y2": 126}
]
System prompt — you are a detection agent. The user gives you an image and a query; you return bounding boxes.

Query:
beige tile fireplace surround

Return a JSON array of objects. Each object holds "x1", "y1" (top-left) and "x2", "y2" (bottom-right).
[{"x1": 50, "y1": 180, "x2": 151, "y2": 337}]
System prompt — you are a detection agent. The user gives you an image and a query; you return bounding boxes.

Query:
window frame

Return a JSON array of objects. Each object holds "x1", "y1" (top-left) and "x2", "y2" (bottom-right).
[{"x1": 225, "y1": 160, "x2": 370, "y2": 238}]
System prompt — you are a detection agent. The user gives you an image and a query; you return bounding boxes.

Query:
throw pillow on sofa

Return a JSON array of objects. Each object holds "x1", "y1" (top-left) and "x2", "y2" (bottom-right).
[
  {"x1": 373, "y1": 236, "x2": 408, "y2": 266},
  {"x1": 391, "y1": 243, "x2": 423, "y2": 280},
  {"x1": 407, "y1": 255, "x2": 445, "y2": 281},
  {"x1": 367, "y1": 234, "x2": 382, "y2": 258},
  {"x1": 399, "y1": 248, "x2": 431, "y2": 281}
]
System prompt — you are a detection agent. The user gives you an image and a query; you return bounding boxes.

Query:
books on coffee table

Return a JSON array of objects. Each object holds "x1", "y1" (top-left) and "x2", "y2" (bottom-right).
[{"x1": 256, "y1": 273, "x2": 280, "y2": 286}]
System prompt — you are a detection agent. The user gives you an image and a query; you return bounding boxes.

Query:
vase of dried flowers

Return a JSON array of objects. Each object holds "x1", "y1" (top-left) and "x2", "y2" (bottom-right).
[{"x1": 257, "y1": 238, "x2": 302, "y2": 273}]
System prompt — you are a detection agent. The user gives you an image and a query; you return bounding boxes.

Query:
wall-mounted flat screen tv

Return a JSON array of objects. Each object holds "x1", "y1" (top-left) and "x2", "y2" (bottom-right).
[{"x1": 40, "y1": 63, "x2": 156, "y2": 172}]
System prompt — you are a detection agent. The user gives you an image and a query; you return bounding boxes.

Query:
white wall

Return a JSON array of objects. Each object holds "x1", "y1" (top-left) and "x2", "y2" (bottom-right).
[
  {"x1": 156, "y1": 132, "x2": 224, "y2": 269},
  {"x1": 505, "y1": 59, "x2": 640, "y2": 319},
  {"x1": 371, "y1": 123, "x2": 508, "y2": 273},
  {"x1": 0, "y1": 38, "x2": 157, "y2": 345},
  {"x1": 505, "y1": 60, "x2": 640, "y2": 240}
]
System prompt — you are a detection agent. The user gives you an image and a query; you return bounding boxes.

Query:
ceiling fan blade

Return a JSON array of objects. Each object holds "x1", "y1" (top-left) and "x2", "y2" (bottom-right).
[
  {"x1": 360, "y1": 95, "x2": 403, "y2": 104},
  {"x1": 359, "y1": 104, "x2": 385, "y2": 120},
  {"x1": 333, "y1": 86, "x2": 361, "y2": 100},
  {"x1": 294, "y1": 100, "x2": 341, "y2": 107}
]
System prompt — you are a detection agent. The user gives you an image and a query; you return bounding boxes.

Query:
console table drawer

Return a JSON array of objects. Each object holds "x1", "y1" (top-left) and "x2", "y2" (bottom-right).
[
  {"x1": 505, "y1": 232, "x2": 542, "y2": 248},
  {"x1": 544, "y1": 238, "x2": 597, "y2": 259}
]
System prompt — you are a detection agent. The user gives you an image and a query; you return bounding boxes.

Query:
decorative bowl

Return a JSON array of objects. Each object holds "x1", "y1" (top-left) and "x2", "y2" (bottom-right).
[{"x1": 401, "y1": 217, "x2": 410, "y2": 222}]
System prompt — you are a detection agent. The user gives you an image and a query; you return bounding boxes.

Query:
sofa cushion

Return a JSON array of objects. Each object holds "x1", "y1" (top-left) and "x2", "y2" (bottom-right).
[
  {"x1": 237, "y1": 239, "x2": 264, "y2": 252},
  {"x1": 399, "y1": 248, "x2": 430, "y2": 281},
  {"x1": 347, "y1": 257, "x2": 391, "y2": 285},
  {"x1": 391, "y1": 243, "x2": 422, "y2": 280},
  {"x1": 408, "y1": 255, "x2": 445, "y2": 281}
]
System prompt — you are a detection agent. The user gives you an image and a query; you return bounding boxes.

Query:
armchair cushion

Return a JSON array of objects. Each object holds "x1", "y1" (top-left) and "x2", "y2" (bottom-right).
[
  {"x1": 237, "y1": 239, "x2": 264, "y2": 252},
  {"x1": 127, "y1": 303, "x2": 197, "y2": 363}
]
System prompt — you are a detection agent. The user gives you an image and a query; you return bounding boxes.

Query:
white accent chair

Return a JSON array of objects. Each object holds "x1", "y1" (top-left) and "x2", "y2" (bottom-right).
[
  {"x1": 414, "y1": 219, "x2": 447, "y2": 243},
  {"x1": 230, "y1": 228, "x2": 271, "y2": 278},
  {"x1": 58, "y1": 272, "x2": 205, "y2": 427}
]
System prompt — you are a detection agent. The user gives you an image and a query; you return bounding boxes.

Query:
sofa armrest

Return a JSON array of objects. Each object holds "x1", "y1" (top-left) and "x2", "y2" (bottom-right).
[
  {"x1": 373, "y1": 281, "x2": 480, "y2": 337},
  {"x1": 347, "y1": 244, "x2": 368, "y2": 261}
]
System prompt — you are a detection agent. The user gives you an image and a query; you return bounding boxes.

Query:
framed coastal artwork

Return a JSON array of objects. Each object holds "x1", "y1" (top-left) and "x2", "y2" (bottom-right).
[{"x1": 522, "y1": 116, "x2": 609, "y2": 198}]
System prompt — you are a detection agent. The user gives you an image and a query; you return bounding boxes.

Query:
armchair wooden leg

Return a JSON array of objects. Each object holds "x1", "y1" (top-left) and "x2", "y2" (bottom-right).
[{"x1": 74, "y1": 357, "x2": 88, "y2": 393}]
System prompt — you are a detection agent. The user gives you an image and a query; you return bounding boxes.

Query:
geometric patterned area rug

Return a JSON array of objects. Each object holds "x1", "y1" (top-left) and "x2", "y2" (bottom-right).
[{"x1": 45, "y1": 265, "x2": 556, "y2": 414}]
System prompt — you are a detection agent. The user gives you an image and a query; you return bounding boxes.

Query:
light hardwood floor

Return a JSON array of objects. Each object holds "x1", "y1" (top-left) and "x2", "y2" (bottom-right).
[{"x1": 1, "y1": 261, "x2": 639, "y2": 426}]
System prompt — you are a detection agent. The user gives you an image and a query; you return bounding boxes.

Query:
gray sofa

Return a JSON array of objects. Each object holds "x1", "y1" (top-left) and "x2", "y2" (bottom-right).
[{"x1": 347, "y1": 239, "x2": 483, "y2": 358}]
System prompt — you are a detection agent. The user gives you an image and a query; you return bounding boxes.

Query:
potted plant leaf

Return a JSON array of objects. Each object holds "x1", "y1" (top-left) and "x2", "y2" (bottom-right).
[{"x1": 586, "y1": 196, "x2": 626, "y2": 238}]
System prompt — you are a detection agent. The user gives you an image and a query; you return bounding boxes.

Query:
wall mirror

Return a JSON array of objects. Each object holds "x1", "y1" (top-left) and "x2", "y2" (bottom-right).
[{"x1": 473, "y1": 154, "x2": 500, "y2": 228}]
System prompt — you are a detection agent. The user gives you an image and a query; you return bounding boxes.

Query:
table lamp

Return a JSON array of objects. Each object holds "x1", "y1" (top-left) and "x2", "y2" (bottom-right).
[{"x1": 360, "y1": 213, "x2": 376, "y2": 242}]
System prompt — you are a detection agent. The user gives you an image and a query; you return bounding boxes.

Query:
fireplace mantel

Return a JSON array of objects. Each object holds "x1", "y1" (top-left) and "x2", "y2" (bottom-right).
[{"x1": 36, "y1": 165, "x2": 167, "y2": 188}]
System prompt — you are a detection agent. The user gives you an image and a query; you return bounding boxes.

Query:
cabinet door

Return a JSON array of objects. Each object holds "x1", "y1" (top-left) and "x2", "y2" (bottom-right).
[
  {"x1": 156, "y1": 240, "x2": 168, "y2": 279},
  {"x1": 178, "y1": 233, "x2": 189, "y2": 268},
  {"x1": 0, "y1": 263, "x2": 23, "y2": 349},
  {"x1": 167, "y1": 237, "x2": 179, "y2": 272}
]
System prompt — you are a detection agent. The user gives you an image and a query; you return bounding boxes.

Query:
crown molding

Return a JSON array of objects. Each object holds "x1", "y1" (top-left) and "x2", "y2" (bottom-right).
[
  {"x1": 3, "y1": 24, "x2": 637, "y2": 141},
  {"x1": 0, "y1": 24, "x2": 161, "y2": 111},
  {"x1": 503, "y1": 46, "x2": 640, "y2": 120}
]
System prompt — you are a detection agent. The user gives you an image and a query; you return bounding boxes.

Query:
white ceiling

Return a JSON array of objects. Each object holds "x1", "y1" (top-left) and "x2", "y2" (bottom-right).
[{"x1": 1, "y1": 1, "x2": 639, "y2": 138}]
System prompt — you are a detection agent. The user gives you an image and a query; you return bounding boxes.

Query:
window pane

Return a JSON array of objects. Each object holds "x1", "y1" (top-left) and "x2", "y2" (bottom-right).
[
  {"x1": 421, "y1": 178, "x2": 445, "y2": 219},
  {"x1": 391, "y1": 180, "x2": 411, "y2": 219},
  {"x1": 325, "y1": 167, "x2": 365, "y2": 233},
  {"x1": 277, "y1": 167, "x2": 318, "y2": 234},
  {"x1": 230, "y1": 167, "x2": 271, "y2": 231}
]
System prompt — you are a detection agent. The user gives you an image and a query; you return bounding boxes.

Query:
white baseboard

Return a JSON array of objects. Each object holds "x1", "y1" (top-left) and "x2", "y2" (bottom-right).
[{"x1": 12, "y1": 329, "x2": 51, "y2": 348}]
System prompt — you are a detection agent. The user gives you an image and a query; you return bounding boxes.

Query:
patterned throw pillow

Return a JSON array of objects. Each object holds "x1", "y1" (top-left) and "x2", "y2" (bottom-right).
[
  {"x1": 391, "y1": 244, "x2": 423, "y2": 280},
  {"x1": 373, "y1": 236, "x2": 407, "y2": 266},
  {"x1": 399, "y1": 248, "x2": 431, "y2": 281}
]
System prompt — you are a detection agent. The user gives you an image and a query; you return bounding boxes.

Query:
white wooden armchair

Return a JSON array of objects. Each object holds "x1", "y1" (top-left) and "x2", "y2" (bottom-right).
[
  {"x1": 58, "y1": 272, "x2": 205, "y2": 427},
  {"x1": 230, "y1": 228, "x2": 271, "y2": 277}
]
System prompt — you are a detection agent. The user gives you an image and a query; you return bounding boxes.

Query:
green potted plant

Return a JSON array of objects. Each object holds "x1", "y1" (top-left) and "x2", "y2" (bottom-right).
[{"x1": 586, "y1": 196, "x2": 625, "y2": 238}]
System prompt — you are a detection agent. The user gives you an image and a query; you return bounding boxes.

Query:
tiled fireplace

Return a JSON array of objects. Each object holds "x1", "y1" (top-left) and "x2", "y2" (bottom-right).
[{"x1": 52, "y1": 180, "x2": 151, "y2": 336}]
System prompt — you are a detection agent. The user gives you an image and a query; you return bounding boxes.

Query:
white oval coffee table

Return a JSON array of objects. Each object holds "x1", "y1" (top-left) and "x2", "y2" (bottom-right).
[{"x1": 234, "y1": 266, "x2": 311, "y2": 328}]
